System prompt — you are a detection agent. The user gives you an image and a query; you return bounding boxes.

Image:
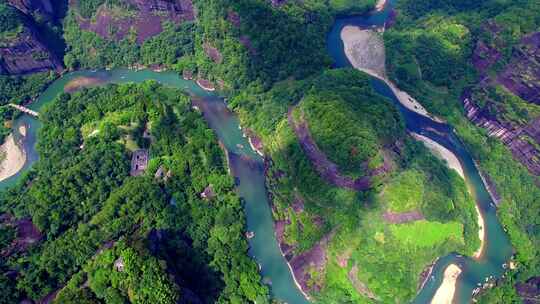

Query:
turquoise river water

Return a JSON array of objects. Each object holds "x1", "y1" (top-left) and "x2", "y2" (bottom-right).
[{"x1": 0, "y1": 2, "x2": 513, "y2": 303}]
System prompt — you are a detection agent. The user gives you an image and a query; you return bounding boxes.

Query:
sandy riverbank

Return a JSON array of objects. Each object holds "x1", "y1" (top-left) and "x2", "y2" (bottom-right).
[
  {"x1": 375, "y1": 0, "x2": 387, "y2": 12},
  {"x1": 18, "y1": 124, "x2": 27, "y2": 137},
  {"x1": 340, "y1": 25, "x2": 444, "y2": 123},
  {"x1": 413, "y1": 131, "x2": 486, "y2": 258},
  {"x1": 411, "y1": 133, "x2": 464, "y2": 179},
  {"x1": 64, "y1": 76, "x2": 106, "y2": 93},
  {"x1": 473, "y1": 205, "x2": 486, "y2": 259},
  {"x1": 431, "y1": 264, "x2": 462, "y2": 304},
  {"x1": 0, "y1": 134, "x2": 26, "y2": 182}
]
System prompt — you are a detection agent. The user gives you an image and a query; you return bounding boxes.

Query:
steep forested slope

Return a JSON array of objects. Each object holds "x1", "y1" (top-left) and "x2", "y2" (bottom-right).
[
  {"x1": 0, "y1": 83, "x2": 267, "y2": 303},
  {"x1": 1, "y1": 0, "x2": 539, "y2": 302},
  {"x1": 230, "y1": 69, "x2": 479, "y2": 302},
  {"x1": 384, "y1": 0, "x2": 540, "y2": 301}
]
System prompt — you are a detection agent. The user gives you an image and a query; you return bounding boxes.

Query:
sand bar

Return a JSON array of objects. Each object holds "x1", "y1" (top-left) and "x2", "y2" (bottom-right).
[
  {"x1": 473, "y1": 205, "x2": 486, "y2": 259},
  {"x1": 64, "y1": 76, "x2": 106, "y2": 93},
  {"x1": 18, "y1": 124, "x2": 27, "y2": 137},
  {"x1": 431, "y1": 264, "x2": 462, "y2": 304},
  {"x1": 411, "y1": 133, "x2": 464, "y2": 179},
  {"x1": 0, "y1": 134, "x2": 26, "y2": 182},
  {"x1": 340, "y1": 25, "x2": 444, "y2": 123},
  {"x1": 375, "y1": 0, "x2": 387, "y2": 12}
]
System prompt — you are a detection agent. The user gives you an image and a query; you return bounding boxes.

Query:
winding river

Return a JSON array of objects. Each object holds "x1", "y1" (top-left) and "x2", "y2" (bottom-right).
[
  {"x1": 328, "y1": 1, "x2": 513, "y2": 303},
  {"x1": 0, "y1": 2, "x2": 513, "y2": 303}
]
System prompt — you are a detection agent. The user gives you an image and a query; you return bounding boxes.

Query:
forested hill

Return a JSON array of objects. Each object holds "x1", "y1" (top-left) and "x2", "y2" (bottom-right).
[
  {"x1": 1, "y1": 0, "x2": 540, "y2": 303},
  {"x1": 384, "y1": 0, "x2": 540, "y2": 301},
  {"x1": 0, "y1": 82, "x2": 268, "y2": 303}
]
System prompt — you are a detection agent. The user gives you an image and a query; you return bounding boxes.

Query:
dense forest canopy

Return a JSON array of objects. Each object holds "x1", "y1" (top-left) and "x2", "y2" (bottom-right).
[
  {"x1": 1, "y1": 0, "x2": 540, "y2": 302},
  {"x1": 0, "y1": 83, "x2": 267, "y2": 303},
  {"x1": 385, "y1": 0, "x2": 540, "y2": 301}
]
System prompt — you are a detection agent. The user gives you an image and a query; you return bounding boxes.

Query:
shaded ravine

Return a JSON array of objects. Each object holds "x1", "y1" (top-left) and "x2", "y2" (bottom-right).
[
  {"x1": 328, "y1": 1, "x2": 513, "y2": 303},
  {"x1": 0, "y1": 69, "x2": 309, "y2": 304}
]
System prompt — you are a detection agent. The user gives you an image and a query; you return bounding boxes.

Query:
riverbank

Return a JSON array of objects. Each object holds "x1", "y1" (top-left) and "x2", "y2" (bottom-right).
[
  {"x1": 411, "y1": 133, "x2": 465, "y2": 179},
  {"x1": 431, "y1": 264, "x2": 462, "y2": 304},
  {"x1": 410, "y1": 132, "x2": 486, "y2": 259},
  {"x1": 0, "y1": 133, "x2": 26, "y2": 182},
  {"x1": 64, "y1": 76, "x2": 107, "y2": 93},
  {"x1": 473, "y1": 205, "x2": 486, "y2": 259},
  {"x1": 375, "y1": 0, "x2": 387, "y2": 12},
  {"x1": 340, "y1": 25, "x2": 444, "y2": 123}
]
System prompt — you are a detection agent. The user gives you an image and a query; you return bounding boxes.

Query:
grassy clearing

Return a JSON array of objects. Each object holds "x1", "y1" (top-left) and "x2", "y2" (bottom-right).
[
  {"x1": 382, "y1": 169, "x2": 424, "y2": 212},
  {"x1": 390, "y1": 220, "x2": 464, "y2": 248}
]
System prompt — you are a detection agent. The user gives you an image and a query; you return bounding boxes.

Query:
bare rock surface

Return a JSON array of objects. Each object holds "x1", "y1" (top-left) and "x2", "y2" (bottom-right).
[
  {"x1": 76, "y1": 0, "x2": 194, "y2": 44},
  {"x1": 498, "y1": 32, "x2": 540, "y2": 105},
  {"x1": 463, "y1": 27, "x2": 540, "y2": 176},
  {"x1": 0, "y1": 14, "x2": 63, "y2": 75},
  {"x1": 516, "y1": 276, "x2": 540, "y2": 304}
]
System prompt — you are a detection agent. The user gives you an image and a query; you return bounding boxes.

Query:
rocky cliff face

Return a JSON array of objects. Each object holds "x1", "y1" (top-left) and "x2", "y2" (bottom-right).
[
  {"x1": 498, "y1": 33, "x2": 540, "y2": 105},
  {"x1": 7, "y1": 0, "x2": 54, "y2": 19},
  {"x1": 517, "y1": 276, "x2": 540, "y2": 304},
  {"x1": 0, "y1": 3, "x2": 63, "y2": 75},
  {"x1": 463, "y1": 92, "x2": 540, "y2": 176},
  {"x1": 0, "y1": 26, "x2": 63, "y2": 75},
  {"x1": 463, "y1": 27, "x2": 540, "y2": 176},
  {"x1": 76, "y1": 0, "x2": 195, "y2": 44}
]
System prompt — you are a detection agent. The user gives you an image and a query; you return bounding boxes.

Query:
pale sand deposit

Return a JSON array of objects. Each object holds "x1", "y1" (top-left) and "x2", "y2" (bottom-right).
[
  {"x1": 375, "y1": 0, "x2": 387, "y2": 12},
  {"x1": 18, "y1": 124, "x2": 27, "y2": 137},
  {"x1": 340, "y1": 25, "x2": 444, "y2": 123},
  {"x1": 413, "y1": 132, "x2": 486, "y2": 258},
  {"x1": 473, "y1": 205, "x2": 486, "y2": 259},
  {"x1": 411, "y1": 132, "x2": 464, "y2": 179},
  {"x1": 431, "y1": 264, "x2": 462, "y2": 304},
  {"x1": 64, "y1": 76, "x2": 106, "y2": 93},
  {"x1": 0, "y1": 134, "x2": 26, "y2": 182}
]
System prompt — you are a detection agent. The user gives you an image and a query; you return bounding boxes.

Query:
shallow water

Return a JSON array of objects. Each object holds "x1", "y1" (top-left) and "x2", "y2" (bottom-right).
[
  {"x1": 0, "y1": 68, "x2": 309, "y2": 303},
  {"x1": 328, "y1": 2, "x2": 513, "y2": 303}
]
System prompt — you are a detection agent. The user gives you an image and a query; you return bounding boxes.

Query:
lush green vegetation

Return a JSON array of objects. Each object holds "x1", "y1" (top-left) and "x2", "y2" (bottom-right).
[
  {"x1": 0, "y1": 2, "x2": 22, "y2": 35},
  {"x1": 230, "y1": 69, "x2": 479, "y2": 302},
  {"x1": 0, "y1": 72, "x2": 56, "y2": 142},
  {"x1": 386, "y1": 0, "x2": 540, "y2": 300},
  {"x1": 383, "y1": 170, "x2": 424, "y2": 212},
  {"x1": 0, "y1": 83, "x2": 268, "y2": 303},
  {"x1": 2, "y1": 0, "x2": 539, "y2": 301},
  {"x1": 293, "y1": 90, "x2": 401, "y2": 177},
  {"x1": 63, "y1": 14, "x2": 195, "y2": 70}
]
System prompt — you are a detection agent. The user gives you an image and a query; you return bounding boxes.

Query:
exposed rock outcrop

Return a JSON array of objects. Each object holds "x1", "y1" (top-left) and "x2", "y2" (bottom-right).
[
  {"x1": 463, "y1": 92, "x2": 540, "y2": 176},
  {"x1": 463, "y1": 26, "x2": 540, "y2": 176},
  {"x1": 498, "y1": 32, "x2": 540, "y2": 105},
  {"x1": 76, "y1": 0, "x2": 195, "y2": 44},
  {"x1": 0, "y1": 24, "x2": 63, "y2": 75},
  {"x1": 516, "y1": 276, "x2": 540, "y2": 304}
]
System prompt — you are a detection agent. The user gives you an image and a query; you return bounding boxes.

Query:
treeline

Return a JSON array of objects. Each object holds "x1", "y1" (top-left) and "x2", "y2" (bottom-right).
[
  {"x1": 0, "y1": 83, "x2": 268, "y2": 303},
  {"x1": 0, "y1": 72, "x2": 56, "y2": 142}
]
